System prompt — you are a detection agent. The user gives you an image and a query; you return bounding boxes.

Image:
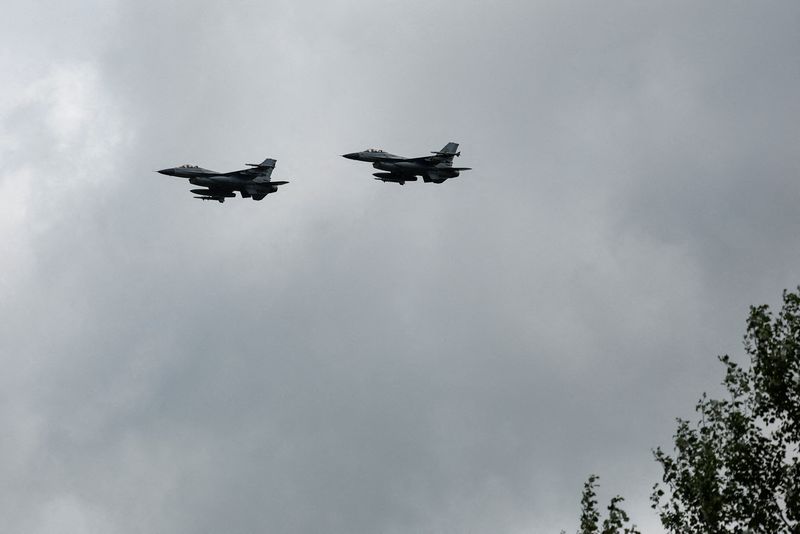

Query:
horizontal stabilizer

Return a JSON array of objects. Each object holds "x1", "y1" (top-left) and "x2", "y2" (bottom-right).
[{"x1": 270, "y1": 181, "x2": 289, "y2": 186}]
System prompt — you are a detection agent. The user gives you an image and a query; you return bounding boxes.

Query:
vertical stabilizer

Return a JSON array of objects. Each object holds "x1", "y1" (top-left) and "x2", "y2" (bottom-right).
[
  {"x1": 438, "y1": 142, "x2": 459, "y2": 155},
  {"x1": 431, "y1": 142, "x2": 460, "y2": 166},
  {"x1": 259, "y1": 158, "x2": 276, "y2": 168},
  {"x1": 244, "y1": 157, "x2": 276, "y2": 182}
]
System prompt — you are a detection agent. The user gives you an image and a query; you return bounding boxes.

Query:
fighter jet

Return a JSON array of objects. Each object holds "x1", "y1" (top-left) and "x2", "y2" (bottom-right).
[
  {"x1": 342, "y1": 142, "x2": 471, "y2": 185},
  {"x1": 157, "y1": 157, "x2": 288, "y2": 202}
]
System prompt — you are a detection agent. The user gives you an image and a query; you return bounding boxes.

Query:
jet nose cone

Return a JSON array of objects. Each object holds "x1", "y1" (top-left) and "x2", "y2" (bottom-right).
[
  {"x1": 342, "y1": 153, "x2": 360, "y2": 160},
  {"x1": 157, "y1": 168, "x2": 173, "y2": 175}
]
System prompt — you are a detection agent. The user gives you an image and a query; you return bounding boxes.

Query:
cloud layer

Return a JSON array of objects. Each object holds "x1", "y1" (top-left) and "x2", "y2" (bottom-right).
[{"x1": 2, "y1": 1, "x2": 799, "y2": 532}]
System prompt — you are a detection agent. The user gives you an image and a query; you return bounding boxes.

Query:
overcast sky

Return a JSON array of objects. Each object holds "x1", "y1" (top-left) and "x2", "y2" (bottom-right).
[{"x1": 1, "y1": 1, "x2": 799, "y2": 532}]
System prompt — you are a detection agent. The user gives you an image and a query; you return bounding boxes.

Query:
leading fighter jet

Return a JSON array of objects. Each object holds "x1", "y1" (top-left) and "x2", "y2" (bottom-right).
[
  {"x1": 342, "y1": 142, "x2": 471, "y2": 185},
  {"x1": 157, "y1": 156, "x2": 288, "y2": 202}
]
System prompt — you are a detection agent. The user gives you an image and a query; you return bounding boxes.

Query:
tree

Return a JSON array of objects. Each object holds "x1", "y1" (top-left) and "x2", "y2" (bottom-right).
[
  {"x1": 651, "y1": 288, "x2": 800, "y2": 533},
  {"x1": 565, "y1": 474, "x2": 641, "y2": 534}
]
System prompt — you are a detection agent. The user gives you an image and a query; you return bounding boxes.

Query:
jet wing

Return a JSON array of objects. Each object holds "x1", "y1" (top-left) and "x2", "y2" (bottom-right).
[
  {"x1": 399, "y1": 155, "x2": 443, "y2": 165},
  {"x1": 224, "y1": 158, "x2": 276, "y2": 180},
  {"x1": 224, "y1": 167, "x2": 274, "y2": 180}
]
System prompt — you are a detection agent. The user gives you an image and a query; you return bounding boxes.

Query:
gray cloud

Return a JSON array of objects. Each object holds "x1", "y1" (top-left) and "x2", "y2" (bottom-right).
[{"x1": 2, "y1": 1, "x2": 798, "y2": 533}]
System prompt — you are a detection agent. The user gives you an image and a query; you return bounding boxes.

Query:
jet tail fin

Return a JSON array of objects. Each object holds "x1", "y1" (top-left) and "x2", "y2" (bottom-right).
[
  {"x1": 245, "y1": 158, "x2": 277, "y2": 168},
  {"x1": 431, "y1": 142, "x2": 460, "y2": 157},
  {"x1": 243, "y1": 157, "x2": 277, "y2": 182}
]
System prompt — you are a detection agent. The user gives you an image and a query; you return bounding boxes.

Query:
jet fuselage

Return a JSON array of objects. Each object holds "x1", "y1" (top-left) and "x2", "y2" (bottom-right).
[
  {"x1": 157, "y1": 158, "x2": 287, "y2": 202},
  {"x1": 342, "y1": 143, "x2": 470, "y2": 184},
  {"x1": 158, "y1": 168, "x2": 279, "y2": 195}
]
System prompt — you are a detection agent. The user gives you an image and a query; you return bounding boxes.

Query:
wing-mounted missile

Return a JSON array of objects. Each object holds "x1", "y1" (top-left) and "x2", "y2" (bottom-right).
[
  {"x1": 194, "y1": 196, "x2": 226, "y2": 203},
  {"x1": 431, "y1": 151, "x2": 460, "y2": 157}
]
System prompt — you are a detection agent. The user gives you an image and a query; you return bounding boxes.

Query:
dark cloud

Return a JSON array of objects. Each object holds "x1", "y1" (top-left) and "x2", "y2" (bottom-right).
[{"x1": 2, "y1": 1, "x2": 798, "y2": 532}]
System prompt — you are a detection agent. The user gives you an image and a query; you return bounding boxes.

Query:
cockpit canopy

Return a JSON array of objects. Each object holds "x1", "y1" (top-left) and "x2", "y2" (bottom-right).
[
  {"x1": 178, "y1": 164, "x2": 199, "y2": 169},
  {"x1": 365, "y1": 148, "x2": 384, "y2": 153}
]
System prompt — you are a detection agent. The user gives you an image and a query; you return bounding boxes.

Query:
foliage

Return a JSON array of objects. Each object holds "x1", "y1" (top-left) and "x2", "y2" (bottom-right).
[
  {"x1": 570, "y1": 475, "x2": 641, "y2": 534},
  {"x1": 651, "y1": 288, "x2": 800, "y2": 533}
]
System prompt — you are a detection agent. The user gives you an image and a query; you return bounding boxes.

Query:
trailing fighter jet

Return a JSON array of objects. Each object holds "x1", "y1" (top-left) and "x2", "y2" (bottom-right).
[
  {"x1": 157, "y1": 156, "x2": 288, "y2": 202},
  {"x1": 342, "y1": 142, "x2": 471, "y2": 185}
]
